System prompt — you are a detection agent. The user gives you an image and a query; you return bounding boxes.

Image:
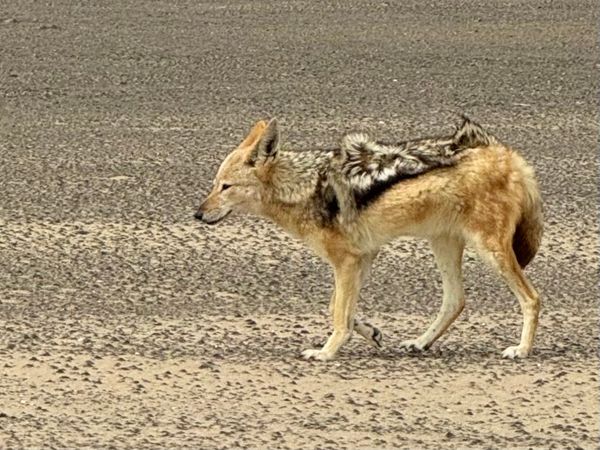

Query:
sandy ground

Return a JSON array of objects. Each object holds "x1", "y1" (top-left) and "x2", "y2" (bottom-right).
[{"x1": 0, "y1": 1, "x2": 599, "y2": 449}]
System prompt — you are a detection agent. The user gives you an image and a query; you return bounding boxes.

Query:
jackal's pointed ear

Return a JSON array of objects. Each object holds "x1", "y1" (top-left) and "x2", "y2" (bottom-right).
[
  {"x1": 239, "y1": 120, "x2": 268, "y2": 149},
  {"x1": 249, "y1": 118, "x2": 280, "y2": 165}
]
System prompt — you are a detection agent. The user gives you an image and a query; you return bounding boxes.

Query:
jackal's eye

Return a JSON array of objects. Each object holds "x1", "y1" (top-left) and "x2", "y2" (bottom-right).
[{"x1": 222, "y1": 183, "x2": 232, "y2": 191}]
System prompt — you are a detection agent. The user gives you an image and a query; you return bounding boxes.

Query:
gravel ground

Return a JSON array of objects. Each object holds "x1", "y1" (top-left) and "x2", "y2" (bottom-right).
[{"x1": 0, "y1": 1, "x2": 598, "y2": 449}]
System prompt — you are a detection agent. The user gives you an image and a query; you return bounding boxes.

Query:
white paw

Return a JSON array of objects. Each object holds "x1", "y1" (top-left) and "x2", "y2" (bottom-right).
[
  {"x1": 301, "y1": 348, "x2": 335, "y2": 361},
  {"x1": 502, "y1": 345, "x2": 530, "y2": 359},
  {"x1": 399, "y1": 339, "x2": 428, "y2": 352}
]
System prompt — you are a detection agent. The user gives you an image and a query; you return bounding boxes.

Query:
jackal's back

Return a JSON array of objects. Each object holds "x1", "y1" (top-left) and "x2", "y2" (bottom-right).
[
  {"x1": 334, "y1": 116, "x2": 495, "y2": 210},
  {"x1": 357, "y1": 143, "x2": 542, "y2": 255}
]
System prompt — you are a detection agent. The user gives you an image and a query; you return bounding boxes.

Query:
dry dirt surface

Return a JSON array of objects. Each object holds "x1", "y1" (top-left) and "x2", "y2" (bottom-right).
[{"x1": 0, "y1": 1, "x2": 599, "y2": 449}]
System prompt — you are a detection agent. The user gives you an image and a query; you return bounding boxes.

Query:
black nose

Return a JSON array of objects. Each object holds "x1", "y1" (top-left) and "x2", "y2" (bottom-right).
[{"x1": 194, "y1": 211, "x2": 204, "y2": 221}]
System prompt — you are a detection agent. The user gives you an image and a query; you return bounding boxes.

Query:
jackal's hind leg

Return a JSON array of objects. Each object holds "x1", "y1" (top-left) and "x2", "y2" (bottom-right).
[
  {"x1": 400, "y1": 235, "x2": 465, "y2": 353},
  {"x1": 475, "y1": 241, "x2": 540, "y2": 359}
]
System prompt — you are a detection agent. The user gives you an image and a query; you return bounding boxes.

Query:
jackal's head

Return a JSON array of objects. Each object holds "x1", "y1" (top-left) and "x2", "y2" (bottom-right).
[{"x1": 194, "y1": 119, "x2": 280, "y2": 225}]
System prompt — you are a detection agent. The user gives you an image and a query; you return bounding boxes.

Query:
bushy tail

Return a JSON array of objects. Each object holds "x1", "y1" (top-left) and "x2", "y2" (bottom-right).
[
  {"x1": 452, "y1": 115, "x2": 497, "y2": 149},
  {"x1": 512, "y1": 166, "x2": 544, "y2": 268}
]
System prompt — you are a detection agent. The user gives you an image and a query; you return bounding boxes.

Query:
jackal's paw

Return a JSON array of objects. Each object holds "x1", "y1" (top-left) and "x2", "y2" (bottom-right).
[
  {"x1": 399, "y1": 339, "x2": 428, "y2": 353},
  {"x1": 502, "y1": 345, "x2": 530, "y2": 359},
  {"x1": 301, "y1": 349, "x2": 335, "y2": 361},
  {"x1": 355, "y1": 322, "x2": 383, "y2": 349},
  {"x1": 369, "y1": 326, "x2": 383, "y2": 348}
]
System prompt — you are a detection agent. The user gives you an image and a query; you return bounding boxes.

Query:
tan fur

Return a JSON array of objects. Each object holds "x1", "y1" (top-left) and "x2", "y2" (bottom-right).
[
  {"x1": 239, "y1": 120, "x2": 267, "y2": 149},
  {"x1": 196, "y1": 119, "x2": 543, "y2": 361}
]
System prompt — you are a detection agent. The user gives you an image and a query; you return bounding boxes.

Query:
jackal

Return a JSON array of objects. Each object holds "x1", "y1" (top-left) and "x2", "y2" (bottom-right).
[{"x1": 195, "y1": 117, "x2": 543, "y2": 361}]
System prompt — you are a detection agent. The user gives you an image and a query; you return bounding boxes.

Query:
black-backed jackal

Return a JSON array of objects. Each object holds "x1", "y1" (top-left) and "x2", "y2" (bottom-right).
[{"x1": 195, "y1": 117, "x2": 543, "y2": 361}]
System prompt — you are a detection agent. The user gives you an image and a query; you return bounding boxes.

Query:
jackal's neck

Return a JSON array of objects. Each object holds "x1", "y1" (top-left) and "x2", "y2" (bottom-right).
[
  {"x1": 262, "y1": 149, "x2": 331, "y2": 205},
  {"x1": 258, "y1": 148, "x2": 336, "y2": 235}
]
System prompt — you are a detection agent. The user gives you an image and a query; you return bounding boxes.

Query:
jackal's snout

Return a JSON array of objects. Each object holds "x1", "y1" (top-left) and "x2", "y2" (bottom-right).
[
  {"x1": 194, "y1": 197, "x2": 231, "y2": 225},
  {"x1": 193, "y1": 205, "x2": 217, "y2": 225},
  {"x1": 193, "y1": 208, "x2": 224, "y2": 225}
]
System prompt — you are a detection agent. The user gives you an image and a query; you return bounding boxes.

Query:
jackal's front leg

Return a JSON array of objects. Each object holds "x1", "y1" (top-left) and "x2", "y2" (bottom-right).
[
  {"x1": 326, "y1": 252, "x2": 382, "y2": 350},
  {"x1": 326, "y1": 291, "x2": 383, "y2": 349},
  {"x1": 303, "y1": 255, "x2": 364, "y2": 361}
]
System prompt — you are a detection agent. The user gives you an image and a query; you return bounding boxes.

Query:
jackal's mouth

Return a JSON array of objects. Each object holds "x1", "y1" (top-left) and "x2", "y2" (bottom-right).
[{"x1": 200, "y1": 210, "x2": 231, "y2": 225}]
